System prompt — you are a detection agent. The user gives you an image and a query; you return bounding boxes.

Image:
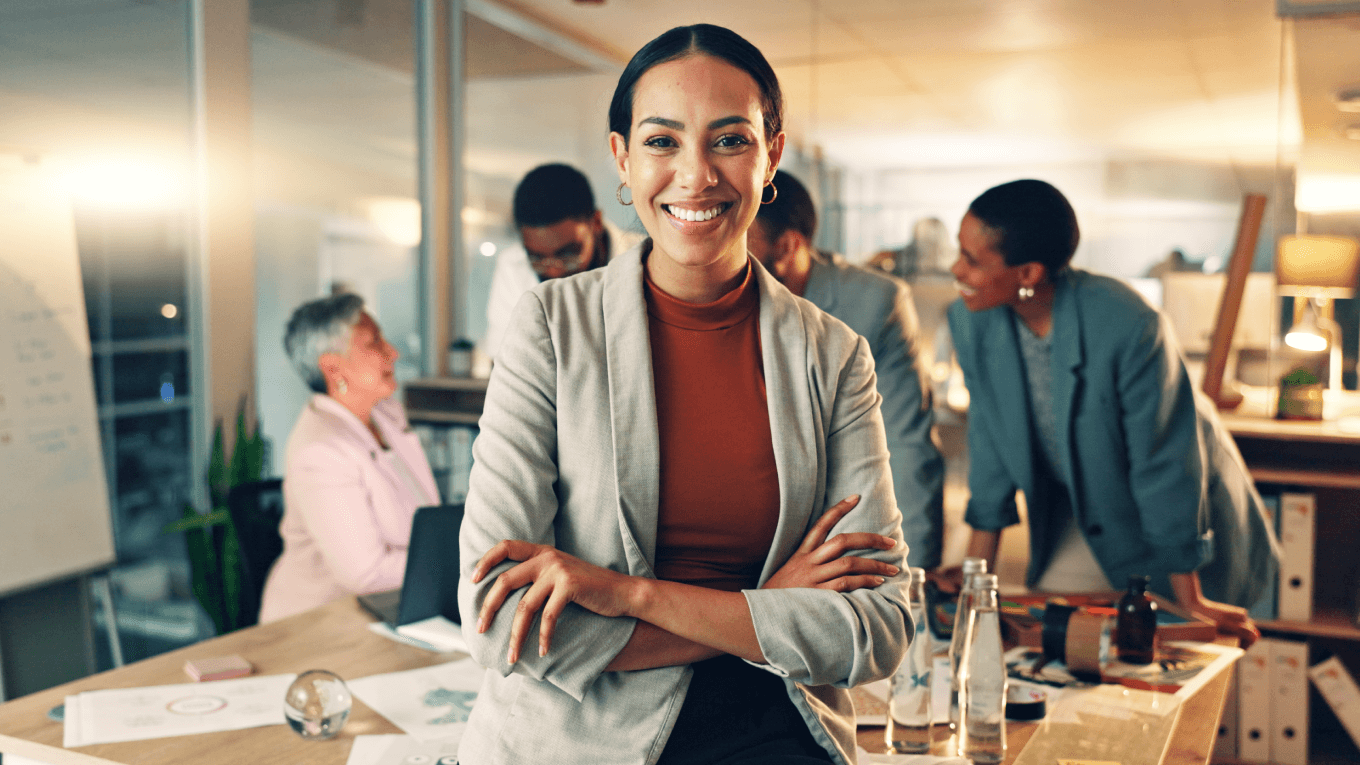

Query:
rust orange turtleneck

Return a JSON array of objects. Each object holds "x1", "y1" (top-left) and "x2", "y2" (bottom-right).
[{"x1": 644, "y1": 263, "x2": 781, "y2": 592}]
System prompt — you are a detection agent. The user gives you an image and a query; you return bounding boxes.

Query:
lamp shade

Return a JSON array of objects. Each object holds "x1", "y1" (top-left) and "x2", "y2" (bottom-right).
[{"x1": 1275, "y1": 234, "x2": 1360, "y2": 297}]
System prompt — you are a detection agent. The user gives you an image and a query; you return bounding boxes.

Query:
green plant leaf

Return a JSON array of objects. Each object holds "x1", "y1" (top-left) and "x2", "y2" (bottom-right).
[{"x1": 162, "y1": 507, "x2": 229, "y2": 534}]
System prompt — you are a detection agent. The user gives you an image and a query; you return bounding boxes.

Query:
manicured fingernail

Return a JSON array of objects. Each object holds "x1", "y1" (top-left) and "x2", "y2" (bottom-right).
[
  {"x1": 477, "y1": 617, "x2": 486, "y2": 633},
  {"x1": 873, "y1": 577, "x2": 885, "y2": 585},
  {"x1": 886, "y1": 565, "x2": 900, "y2": 575},
  {"x1": 539, "y1": 644, "x2": 547, "y2": 657},
  {"x1": 849, "y1": 494, "x2": 861, "y2": 502},
  {"x1": 507, "y1": 648, "x2": 516, "y2": 665}
]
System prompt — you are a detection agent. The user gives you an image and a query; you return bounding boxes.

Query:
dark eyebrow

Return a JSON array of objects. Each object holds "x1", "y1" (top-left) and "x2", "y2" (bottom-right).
[
  {"x1": 708, "y1": 116, "x2": 750, "y2": 130},
  {"x1": 637, "y1": 115, "x2": 752, "y2": 131},
  {"x1": 640, "y1": 116, "x2": 684, "y2": 130}
]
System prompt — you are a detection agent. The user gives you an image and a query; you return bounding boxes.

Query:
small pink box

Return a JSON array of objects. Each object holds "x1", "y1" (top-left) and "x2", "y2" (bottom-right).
[{"x1": 183, "y1": 655, "x2": 254, "y2": 682}]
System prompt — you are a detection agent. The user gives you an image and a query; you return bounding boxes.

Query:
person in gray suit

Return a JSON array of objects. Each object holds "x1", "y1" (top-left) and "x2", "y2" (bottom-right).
[
  {"x1": 458, "y1": 24, "x2": 911, "y2": 765},
  {"x1": 748, "y1": 169, "x2": 945, "y2": 570}
]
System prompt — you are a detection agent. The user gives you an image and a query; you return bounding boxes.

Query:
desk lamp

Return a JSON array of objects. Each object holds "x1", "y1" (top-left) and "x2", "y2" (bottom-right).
[{"x1": 1276, "y1": 235, "x2": 1360, "y2": 392}]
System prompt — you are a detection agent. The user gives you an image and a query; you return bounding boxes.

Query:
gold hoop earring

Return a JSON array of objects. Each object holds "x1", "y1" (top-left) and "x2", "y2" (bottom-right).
[
  {"x1": 616, "y1": 182, "x2": 633, "y2": 207},
  {"x1": 1018, "y1": 285, "x2": 1035, "y2": 302},
  {"x1": 761, "y1": 181, "x2": 778, "y2": 205}
]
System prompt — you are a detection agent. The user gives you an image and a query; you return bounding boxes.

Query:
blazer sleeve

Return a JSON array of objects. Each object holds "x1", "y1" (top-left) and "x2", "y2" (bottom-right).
[
  {"x1": 947, "y1": 305, "x2": 1020, "y2": 531},
  {"x1": 1115, "y1": 310, "x2": 1212, "y2": 573},
  {"x1": 743, "y1": 334, "x2": 913, "y2": 689},
  {"x1": 286, "y1": 440, "x2": 408, "y2": 593},
  {"x1": 871, "y1": 282, "x2": 945, "y2": 568},
  {"x1": 458, "y1": 291, "x2": 637, "y2": 703}
]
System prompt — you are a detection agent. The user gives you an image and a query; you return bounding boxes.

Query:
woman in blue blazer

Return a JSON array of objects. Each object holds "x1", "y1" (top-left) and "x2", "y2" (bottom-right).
[{"x1": 946, "y1": 179, "x2": 1278, "y2": 644}]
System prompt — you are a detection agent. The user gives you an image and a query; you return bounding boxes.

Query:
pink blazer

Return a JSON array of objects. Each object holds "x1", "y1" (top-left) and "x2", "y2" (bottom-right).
[{"x1": 259, "y1": 394, "x2": 439, "y2": 623}]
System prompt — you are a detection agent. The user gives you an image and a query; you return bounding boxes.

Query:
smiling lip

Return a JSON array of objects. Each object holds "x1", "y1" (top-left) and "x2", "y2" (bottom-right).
[
  {"x1": 953, "y1": 280, "x2": 976, "y2": 297},
  {"x1": 663, "y1": 202, "x2": 733, "y2": 223}
]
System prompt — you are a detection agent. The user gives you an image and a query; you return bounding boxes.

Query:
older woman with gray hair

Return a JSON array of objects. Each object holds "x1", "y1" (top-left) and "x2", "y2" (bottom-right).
[{"x1": 258, "y1": 293, "x2": 439, "y2": 623}]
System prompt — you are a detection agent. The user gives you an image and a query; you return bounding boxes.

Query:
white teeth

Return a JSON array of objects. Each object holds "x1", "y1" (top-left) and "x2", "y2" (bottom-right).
[
  {"x1": 953, "y1": 280, "x2": 975, "y2": 296},
  {"x1": 666, "y1": 203, "x2": 726, "y2": 222}
]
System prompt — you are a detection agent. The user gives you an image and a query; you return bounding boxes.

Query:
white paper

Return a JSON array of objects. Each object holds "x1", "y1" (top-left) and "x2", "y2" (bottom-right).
[
  {"x1": 348, "y1": 658, "x2": 483, "y2": 742},
  {"x1": 396, "y1": 616, "x2": 468, "y2": 653},
  {"x1": 62, "y1": 674, "x2": 296, "y2": 747},
  {"x1": 346, "y1": 734, "x2": 460, "y2": 765}
]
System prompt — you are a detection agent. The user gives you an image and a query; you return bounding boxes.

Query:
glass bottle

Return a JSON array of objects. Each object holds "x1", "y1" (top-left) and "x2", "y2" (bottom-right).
[
  {"x1": 949, "y1": 556, "x2": 987, "y2": 732},
  {"x1": 1116, "y1": 574, "x2": 1158, "y2": 665},
  {"x1": 887, "y1": 567, "x2": 933, "y2": 754},
  {"x1": 960, "y1": 573, "x2": 1007, "y2": 765}
]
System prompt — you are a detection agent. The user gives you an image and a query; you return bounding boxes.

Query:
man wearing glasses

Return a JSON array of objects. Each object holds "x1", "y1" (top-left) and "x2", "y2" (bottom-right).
[{"x1": 483, "y1": 163, "x2": 642, "y2": 360}]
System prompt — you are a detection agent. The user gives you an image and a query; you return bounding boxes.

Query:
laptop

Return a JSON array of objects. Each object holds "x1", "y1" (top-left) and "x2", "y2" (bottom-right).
[{"x1": 358, "y1": 503, "x2": 464, "y2": 628}]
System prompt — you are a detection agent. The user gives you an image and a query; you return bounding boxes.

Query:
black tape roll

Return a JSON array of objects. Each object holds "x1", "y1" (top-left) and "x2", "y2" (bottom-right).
[
  {"x1": 1006, "y1": 685, "x2": 1048, "y2": 721},
  {"x1": 1041, "y1": 603, "x2": 1077, "y2": 663}
]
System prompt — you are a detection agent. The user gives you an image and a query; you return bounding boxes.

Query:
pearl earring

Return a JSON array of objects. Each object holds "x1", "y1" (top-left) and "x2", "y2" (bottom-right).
[
  {"x1": 1018, "y1": 285, "x2": 1035, "y2": 301},
  {"x1": 336, "y1": 378, "x2": 348, "y2": 395}
]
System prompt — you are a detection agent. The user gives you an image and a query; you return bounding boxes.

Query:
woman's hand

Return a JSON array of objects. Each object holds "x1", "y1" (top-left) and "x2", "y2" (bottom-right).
[
  {"x1": 1168, "y1": 571, "x2": 1260, "y2": 648},
  {"x1": 762, "y1": 495, "x2": 900, "y2": 592},
  {"x1": 471, "y1": 540, "x2": 638, "y2": 664},
  {"x1": 1186, "y1": 597, "x2": 1260, "y2": 648}
]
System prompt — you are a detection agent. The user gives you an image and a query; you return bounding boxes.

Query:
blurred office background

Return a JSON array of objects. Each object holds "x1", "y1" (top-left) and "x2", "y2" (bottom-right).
[{"x1": 2, "y1": 0, "x2": 1359, "y2": 696}]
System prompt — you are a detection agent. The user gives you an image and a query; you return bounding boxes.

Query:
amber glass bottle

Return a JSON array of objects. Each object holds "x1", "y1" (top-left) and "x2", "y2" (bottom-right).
[{"x1": 1116, "y1": 575, "x2": 1157, "y2": 664}]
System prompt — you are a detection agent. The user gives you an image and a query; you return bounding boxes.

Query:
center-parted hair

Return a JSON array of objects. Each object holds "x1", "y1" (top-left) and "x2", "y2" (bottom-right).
[
  {"x1": 967, "y1": 179, "x2": 1080, "y2": 275},
  {"x1": 608, "y1": 24, "x2": 783, "y2": 146},
  {"x1": 754, "y1": 169, "x2": 816, "y2": 245},
  {"x1": 513, "y1": 163, "x2": 597, "y2": 229},
  {"x1": 284, "y1": 293, "x2": 365, "y2": 394}
]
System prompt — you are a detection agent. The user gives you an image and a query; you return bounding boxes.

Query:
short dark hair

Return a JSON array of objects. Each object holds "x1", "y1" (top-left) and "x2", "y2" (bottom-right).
[
  {"x1": 967, "y1": 179, "x2": 1079, "y2": 275},
  {"x1": 513, "y1": 164, "x2": 596, "y2": 229},
  {"x1": 754, "y1": 170, "x2": 816, "y2": 245},
  {"x1": 608, "y1": 24, "x2": 783, "y2": 146}
]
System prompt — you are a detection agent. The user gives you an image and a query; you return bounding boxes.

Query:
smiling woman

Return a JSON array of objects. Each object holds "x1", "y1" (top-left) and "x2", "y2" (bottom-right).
[{"x1": 457, "y1": 24, "x2": 912, "y2": 765}]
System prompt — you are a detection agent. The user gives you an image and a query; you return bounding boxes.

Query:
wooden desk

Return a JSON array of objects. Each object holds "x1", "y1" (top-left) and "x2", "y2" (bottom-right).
[
  {"x1": 855, "y1": 647, "x2": 1238, "y2": 765},
  {"x1": 0, "y1": 597, "x2": 1235, "y2": 765},
  {"x1": 0, "y1": 598, "x2": 459, "y2": 765}
]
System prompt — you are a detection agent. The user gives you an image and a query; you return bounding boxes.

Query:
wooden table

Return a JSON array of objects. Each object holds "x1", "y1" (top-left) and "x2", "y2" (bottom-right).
[
  {"x1": 0, "y1": 597, "x2": 1236, "y2": 765},
  {"x1": 855, "y1": 644, "x2": 1238, "y2": 765},
  {"x1": 0, "y1": 598, "x2": 460, "y2": 765}
]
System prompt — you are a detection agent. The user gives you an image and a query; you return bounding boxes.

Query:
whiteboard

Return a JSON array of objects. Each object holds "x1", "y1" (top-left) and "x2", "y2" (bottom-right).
[{"x1": 0, "y1": 158, "x2": 115, "y2": 596}]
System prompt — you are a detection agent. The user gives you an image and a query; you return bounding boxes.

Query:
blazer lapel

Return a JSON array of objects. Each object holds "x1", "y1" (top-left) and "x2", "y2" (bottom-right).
[
  {"x1": 602, "y1": 244, "x2": 662, "y2": 575},
  {"x1": 1049, "y1": 272, "x2": 1084, "y2": 487},
  {"x1": 978, "y1": 311, "x2": 1035, "y2": 498},
  {"x1": 752, "y1": 260, "x2": 821, "y2": 584}
]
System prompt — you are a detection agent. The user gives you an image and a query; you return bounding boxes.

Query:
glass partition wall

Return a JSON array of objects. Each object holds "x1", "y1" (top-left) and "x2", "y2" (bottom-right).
[{"x1": 0, "y1": 1, "x2": 202, "y2": 671}]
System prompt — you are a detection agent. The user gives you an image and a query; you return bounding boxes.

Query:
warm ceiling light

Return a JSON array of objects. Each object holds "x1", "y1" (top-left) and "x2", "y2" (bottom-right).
[{"x1": 1336, "y1": 87, "x2": 1360, "y2": 113}]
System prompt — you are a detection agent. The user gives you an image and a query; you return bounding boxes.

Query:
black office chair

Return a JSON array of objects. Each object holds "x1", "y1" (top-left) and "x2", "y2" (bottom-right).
[{"x1": 226, "y1": 479, "x2": 285, "y2": 629}]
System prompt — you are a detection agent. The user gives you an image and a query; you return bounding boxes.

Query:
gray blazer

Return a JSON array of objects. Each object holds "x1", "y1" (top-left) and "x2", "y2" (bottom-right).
[
  {"x1": 804, "y1": 251, "x2": 945, "y2": 568},
  {"x1": 458, "y1": 243, "x2": 912, "y2": 765}
]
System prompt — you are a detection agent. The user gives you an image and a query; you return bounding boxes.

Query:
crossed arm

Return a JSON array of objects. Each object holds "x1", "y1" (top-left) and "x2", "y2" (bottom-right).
[{"x1": 470, "y1": 495, "x2": 900, "y2": 669}]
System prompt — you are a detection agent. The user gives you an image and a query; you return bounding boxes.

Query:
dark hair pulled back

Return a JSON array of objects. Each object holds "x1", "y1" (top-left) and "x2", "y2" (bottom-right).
[{"x1": 608, "y1": 24, "x2": 783, "y2": 146}]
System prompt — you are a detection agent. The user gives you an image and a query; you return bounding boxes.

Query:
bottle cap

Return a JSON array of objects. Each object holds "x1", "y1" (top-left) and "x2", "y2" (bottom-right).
[{"x1": 961, "y1": 557, "x2": 988, "y2": 575}]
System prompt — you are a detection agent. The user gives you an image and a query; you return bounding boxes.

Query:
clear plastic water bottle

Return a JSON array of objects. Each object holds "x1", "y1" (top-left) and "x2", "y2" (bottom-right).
[
  {"x1": 960, "y1": 573, "x2": 1007, "y2": 765},
  {"x1": 948, "y1": 556, "x2": 987, "y2": 733},
  {"x1": 887, "y1": 567, "x2": 933, "y2": 753}
]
